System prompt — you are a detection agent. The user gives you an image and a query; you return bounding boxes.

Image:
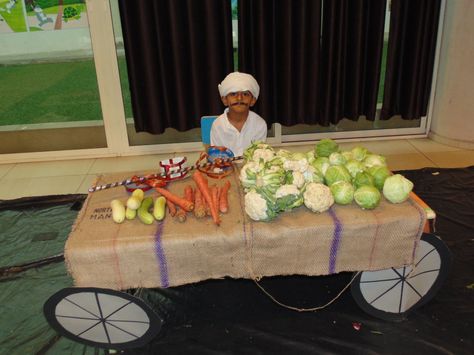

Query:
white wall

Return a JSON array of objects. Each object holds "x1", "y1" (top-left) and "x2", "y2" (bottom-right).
[{"x1": 429, "y1": 0, "x2": 474, "y2": 148}]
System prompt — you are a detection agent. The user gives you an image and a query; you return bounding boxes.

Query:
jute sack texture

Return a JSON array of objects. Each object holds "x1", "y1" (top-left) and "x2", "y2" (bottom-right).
[{"x1": 65, "y1": 169, "x2": 426, "y2": 290}]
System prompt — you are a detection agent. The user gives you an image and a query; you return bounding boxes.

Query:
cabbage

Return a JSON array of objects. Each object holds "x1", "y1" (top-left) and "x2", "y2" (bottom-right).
[
  {"x1": 345, "y1": 160, "x2": 365, "y2": 178},
  {"x1": 275, "y1": 184, "x2": 304, "y2": 211},
  {"x1": 383, "y1": 174, "x2": 414, "y2": 203},
  {"x1": 368, "y1": 166, "x2": 391, "y2": 190},
  {"x1": 363, "y1": 154, "x2": 387, "y2": 168},
  {"x1": 330, "y1": 181, "x2": 354, "y2": 205},
  {"x1": 351, "y1": 146, "x2": 369, "y2": 161},
  {"x1": 311, "y1": 157, "x2": 330, "y2": 175},
  {"x1": 341, "y1": 151, "x2": 354, "y2": 161},
  {"x1": 324, "y1": 165, "x2": 352, "y2": 186},
  {"x1": 329, "y1": 152, "x2": 347, "y2": 166},
  {"x1": 354, "y1": 185, "x2": 381, "y2": 209},
  {"x1": 315, "y1": 138, "x2": 339, "y2": 157},
  {"x1": 303, "y1": 166, "x2": 325, "y2": 184},
  {"x1": 353, "y1": 171, "x2": 375, "y2": 189}
]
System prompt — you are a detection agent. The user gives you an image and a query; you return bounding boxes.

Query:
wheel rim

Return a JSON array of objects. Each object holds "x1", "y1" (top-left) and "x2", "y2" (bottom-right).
[
  {"x1": 352, "y1": 234, "x2": 451, "y2": 319},
  {"x1": 44, "y1": 288, "x2": 162, "y2": 349},
  {"x1": 359, "y1": 239, "x2": 441, "y2": 313}
]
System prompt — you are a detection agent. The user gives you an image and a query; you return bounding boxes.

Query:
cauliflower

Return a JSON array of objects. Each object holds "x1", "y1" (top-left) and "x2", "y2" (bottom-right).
[
  {"x1": 243, "y1": 141, "x2": 274, "y2": 162},
  {"x1": 283, "y1": 158, "x2": 309, "y2": 173},
  {"x1": 303, "y1": 182, "x2": 334, "y2": 213},
  {"x1": 255, "y1": 166, "x2": 285, "y2": 194},
  {"x1": 244, "y1": 190, "x2": 278, "y2": 221},
  {"x1": 275, "y1": 184, "x2": 299, "y2": 198},
  {"x1": 275, "y1": 184, "x2": 303, "y2": 211},
  {"x1": 239, "y1": 161, "x2": 263, "y2": 190},
  {"x1": 286, "y1": 170, "x2": 306, "y2": 189},
  {"x1": 276, "y1": 149, "x2": 293, "y2": 159},
  {"x1": 253, "y1": 148, "x2": 275, "y2": 162}
]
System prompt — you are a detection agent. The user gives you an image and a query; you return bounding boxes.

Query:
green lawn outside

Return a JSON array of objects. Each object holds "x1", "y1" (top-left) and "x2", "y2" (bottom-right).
[
  {"x1": 0, "y1": 42, "x2": 386, "y2": 126},
  {"x1": 0, "y1": 57, "x2": 132, "y2": 125}
]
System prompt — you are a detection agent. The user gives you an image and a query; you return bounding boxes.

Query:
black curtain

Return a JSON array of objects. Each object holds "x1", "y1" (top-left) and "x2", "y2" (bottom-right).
[
  {"x1": 118, "y1": 0, "x2": 234, "y2": 134},
  {"x1": 380, "y1": 0, "x2": 441, "y2": 120},
  {"x1": 238, "y1": 0, "x2": 322, "y2": 126},
  {"x1": 238, "y1": 0, "x2": 385, "y2": 127},
  {"x1": 320, "y1": 0, "x2": 386, "y2": 125}
]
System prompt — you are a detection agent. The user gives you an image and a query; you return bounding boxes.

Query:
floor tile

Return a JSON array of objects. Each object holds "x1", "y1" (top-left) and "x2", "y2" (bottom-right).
[
  {"x1": 76, "y1": 174, "x2": 101, "y2": 194},
  {"x1": 407, "y1": 138, "x2": 462, "y2": 153},
  {"x1": 423, "y1": 150, "x2": 474, "y2": 168},
  {"x1": 0, "y1": 175, "x2": 85, "y2": 200},
  {"x1": 0, "y1": 164, "x2": 15, "y2": 179},
  {"x1": 385, "y1": 153, "x2": 437, "y2": 171},
  {"x1": 4, "y1": 159, "x2": 95, "y2": 179},
  {"x1": 88, "y1": 154, "x2": 170, "y2": 174}
]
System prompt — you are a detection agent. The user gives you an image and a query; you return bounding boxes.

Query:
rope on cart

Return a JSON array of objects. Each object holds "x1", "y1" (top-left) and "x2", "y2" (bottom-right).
[{"x1": 251, "y1": 272, "x2": 361, "y2": 313}]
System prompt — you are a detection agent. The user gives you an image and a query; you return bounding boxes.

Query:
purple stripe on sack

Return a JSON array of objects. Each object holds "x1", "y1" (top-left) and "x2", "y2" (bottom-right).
[
  {"x1": 154, "y1": 222, "x2": 169, "y2": 287},
  {"x1": 328, "y1": 207, "x2": 343, "y2": 274}
]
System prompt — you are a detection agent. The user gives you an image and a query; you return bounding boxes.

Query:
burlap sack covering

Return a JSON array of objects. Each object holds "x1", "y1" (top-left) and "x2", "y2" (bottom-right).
[{"x1": 65, "y1": 168, "x2": 426, "y2": 290}]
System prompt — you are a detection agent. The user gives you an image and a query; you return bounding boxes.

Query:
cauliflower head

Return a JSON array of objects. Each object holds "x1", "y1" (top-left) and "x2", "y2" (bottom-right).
[
  {"x1": 275, "y1": 184, "x2": 303, "y2": 211},
  {"x1": 286, "y1": 170, "x2": 306, "y2": 189},
  {"x1": 253, "y1": 148, "x2": 275, "y2": 162},
  {"x1": 283, "y1": 158, "x2": 309, "y2": 173},
  {"x1": 244, "y1": 190, "x2": 278, "y2": 221},
  {"x1": 239, "y1": 161, "x2": 263, "y2": 190},
  {"x1": 303, "y1": 182, "x2": 334, "y2": 213}
]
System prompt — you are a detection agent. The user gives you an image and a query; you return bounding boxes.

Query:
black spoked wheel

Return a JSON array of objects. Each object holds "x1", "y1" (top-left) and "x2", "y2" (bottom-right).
[
  {"x1": 44, "y1": 287, "x2": 162, "y2": 349},
  {"x1": 351, "y1": 233, "x2": 451, "y2": 321}
]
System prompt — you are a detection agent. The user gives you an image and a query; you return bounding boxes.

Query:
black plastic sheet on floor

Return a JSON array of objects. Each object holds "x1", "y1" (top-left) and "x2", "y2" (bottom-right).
[{"x1": 0, "y1": 167, "x2": 473, "y2": 354}]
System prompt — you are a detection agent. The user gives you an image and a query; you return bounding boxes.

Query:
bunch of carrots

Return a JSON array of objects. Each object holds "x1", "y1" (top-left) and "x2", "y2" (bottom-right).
[{"x1": 154, "y1": 171, "x2": 230, "y2": 226}]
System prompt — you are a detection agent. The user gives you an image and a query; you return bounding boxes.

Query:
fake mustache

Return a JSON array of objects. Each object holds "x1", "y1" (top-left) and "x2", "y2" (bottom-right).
[{"x1": 231, "y1": 102, "x2": 249, "y2": 106}]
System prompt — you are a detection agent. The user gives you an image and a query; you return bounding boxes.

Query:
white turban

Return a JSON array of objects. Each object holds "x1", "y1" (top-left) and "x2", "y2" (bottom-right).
[{"x1": 218, "y1": 72, "x2": 260, "y2": 99}]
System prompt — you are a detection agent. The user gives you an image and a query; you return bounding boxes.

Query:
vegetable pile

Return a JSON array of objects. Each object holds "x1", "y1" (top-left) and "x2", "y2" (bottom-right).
[
  {"x1": 240, "y1": 139, "x2": 414, "y2": 221},
  {"x1": 110, "y1": 171, "x2": 231, "y2": 226}
]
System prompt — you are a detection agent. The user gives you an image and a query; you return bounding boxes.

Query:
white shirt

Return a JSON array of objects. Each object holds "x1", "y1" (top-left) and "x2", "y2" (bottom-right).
[{"x1": 210, "y1": 109, "x2": 267, "y2": 156}]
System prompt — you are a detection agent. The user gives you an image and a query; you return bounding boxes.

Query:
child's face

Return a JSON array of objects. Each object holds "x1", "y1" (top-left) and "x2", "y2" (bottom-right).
[{"x1": 221, "y1": 91, "x2": 256, "y2": 114}]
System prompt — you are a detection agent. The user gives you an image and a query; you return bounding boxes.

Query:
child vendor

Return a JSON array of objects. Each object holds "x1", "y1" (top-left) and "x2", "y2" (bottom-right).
[{"x1": 210, "y1": 72, "x2": 268, "y2": 156}]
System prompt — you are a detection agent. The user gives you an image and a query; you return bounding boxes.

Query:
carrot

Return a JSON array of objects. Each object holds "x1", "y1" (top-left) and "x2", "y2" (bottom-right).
[
  {"x1": 167, "y1": 199, "x2": 177, "y2": 217},
  {"x1": 192, "y1": 171, "x2": 220, "y2": 225},
  {"x1": 211, "y1": 185, "x2": 220, "y2": 216},
  {"x1": 194, "y1": 188, "x2": 206, "y2": 218},
  {"x1": 176, "y1": 185, "x2": 195, "y2": 223},
  {"x1": 219, "y1": 180, "x2": 231, "y2": 213},
  {"x1": 155, "y1": 187, "x2": 194, "y2": 212}
]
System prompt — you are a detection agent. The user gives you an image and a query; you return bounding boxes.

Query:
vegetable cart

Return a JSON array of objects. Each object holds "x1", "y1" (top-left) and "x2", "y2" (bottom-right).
[{"x1": 43, "y1": 164, "x2": 451, "y2": 350}]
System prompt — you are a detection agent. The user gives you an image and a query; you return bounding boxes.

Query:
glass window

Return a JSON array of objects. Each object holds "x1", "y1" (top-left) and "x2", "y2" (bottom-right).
[{"x1": 0, "y1": 0, "x2": 107, "y2": 154}]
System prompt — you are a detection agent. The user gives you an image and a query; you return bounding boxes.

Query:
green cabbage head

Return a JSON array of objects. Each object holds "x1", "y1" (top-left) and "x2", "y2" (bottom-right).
[
  {"x1": 330, "y1": 181, "x2": 354, "y2": 205},
  {"x1": 324, "y1": 165, "x2": 352, "y2": 186},
  {"x1": 354, "y1": 185, "x2": 381, "y2": 209},
  {"x1": 353, "y1": 171, "x2": 375, "y2": 189},
  {"x1": 368, "y1": 166, "x2": 391, "y2": 190},
  {"x1": 383, "y1": 174, "x2": 414, "y2": 203},
  {"x1": 315, "y1": 138, "x2": 339, "y2": 157}
]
